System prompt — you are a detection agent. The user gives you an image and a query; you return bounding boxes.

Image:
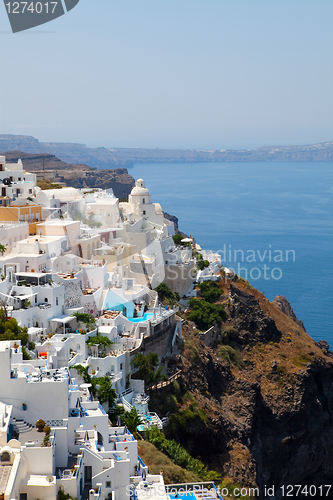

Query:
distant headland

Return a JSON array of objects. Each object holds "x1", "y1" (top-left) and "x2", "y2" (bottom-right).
[{"x1": 0, "y1": 134, "x2": 332, "y2": 170}]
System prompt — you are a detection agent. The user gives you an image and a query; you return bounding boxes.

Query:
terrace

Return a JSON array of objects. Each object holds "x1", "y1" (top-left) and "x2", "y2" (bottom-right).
[
  {"x1": 21, "y1": 428, "x2": 55, "y2": 447},
  {"x1": 23, "y1": 366, "x2": 69, "y2": 384}
]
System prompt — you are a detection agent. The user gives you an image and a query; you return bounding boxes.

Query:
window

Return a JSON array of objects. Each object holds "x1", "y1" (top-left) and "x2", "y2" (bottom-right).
[
  {"x1": 45, "y1": 298, "x2": 48, "y2": 303},
  {"x1": 1, "y1": 451, "x2": 10, "y2": 462},
  {"x1": 56, "y1": 297, "x2": 59, "y2": 305},
  {"x1": 29, "y1": 189, "x2": 32, "y2": 194},
  {"x1": 120, "y1": 363, "x2": 123, "y2": 370},
  {"x1": 142, "y1": 198, "x2": 145, "y2": 204},
  {"x1": 106, "y1": 481, "x2": 111, "y2": 489},
  {"x1": 0, "y1": 200, "x2": 2, "y2": 205},
  {"x1": 143, "y1": 211, "x2": 146, "y2": 215},
  {"x1": 35, "y1": 295, "x2": 37, "y2": 303}
]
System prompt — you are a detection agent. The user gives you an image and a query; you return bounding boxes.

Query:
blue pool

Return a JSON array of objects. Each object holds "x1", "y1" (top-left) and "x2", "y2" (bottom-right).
[
  {"x1": 168, "y1": 493, "x2": 197, "y2": 500},
  {"x1": 127, "y1": 313, "x2": 153, "y2": 323}
]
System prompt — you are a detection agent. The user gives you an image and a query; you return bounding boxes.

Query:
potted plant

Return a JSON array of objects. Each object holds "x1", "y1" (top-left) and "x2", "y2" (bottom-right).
[
  {"x1": 22, "y1": 402, "x2": 27, "y2": 411},
  {"x1": 36, "y1": 419, "x2": 46, "y2": 432}
]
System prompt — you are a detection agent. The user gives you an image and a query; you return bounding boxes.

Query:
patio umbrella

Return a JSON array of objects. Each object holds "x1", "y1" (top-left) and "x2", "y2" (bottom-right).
[
  {"x1": 84, "y1": 430, "x2": 89, "y2": 444},
  {"x1": 117, "y1": 416, "x2": 121, "y2": 427},
  {"x1": 76, "y1": 398, "x2": 82, "y2": 409}
]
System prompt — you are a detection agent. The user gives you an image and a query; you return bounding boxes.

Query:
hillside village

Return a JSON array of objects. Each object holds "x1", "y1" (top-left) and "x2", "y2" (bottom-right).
[{"x1": 0, "y1": 155, "x2": 223, "y2": 500}]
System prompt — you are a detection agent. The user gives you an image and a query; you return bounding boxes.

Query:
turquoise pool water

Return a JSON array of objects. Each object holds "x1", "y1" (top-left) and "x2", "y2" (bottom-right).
[
  {"x1": 168, "y1": 493, "x2": 197, "y2": 500},
  {"x1": 128, "y1": 313, "x2": 153, "y2": 323}
]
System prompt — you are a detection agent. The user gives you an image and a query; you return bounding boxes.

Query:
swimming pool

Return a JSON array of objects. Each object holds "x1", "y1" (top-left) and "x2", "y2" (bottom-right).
[
  {"x1": 168, "y1": 493, "x2": 197, "y2": 500},
  {"x1": 127, "y1": 313, "x2": 153, "y2": 323}
]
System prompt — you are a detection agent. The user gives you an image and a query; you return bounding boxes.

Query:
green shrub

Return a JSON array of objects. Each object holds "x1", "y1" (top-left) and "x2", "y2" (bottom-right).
[
  {"x1": 154, "y1": 283, "x2": 180, "y2": 305},
  {"x1": 131, "y1": 352, "x2": 163, "y2": 384},
  {"x1": 173, "y1": 234, "x2": 184, "y2": 245},
  {"x1": 22, "y1": 346, "x2": 31, "y2": 360},
  {"x1": 144, "y1": 426, "x2": 220, "y2": 482},
  {"x1": 219, "y1": 345, "x2": 244, "y2": 369},
  {"x1": 196, "y1": 253, "x2": 210, "y2": 271},
  {"x1": 188, "y1": 298, "x2": 227, "y2": 331},
  {"x1": 197, "y1": 281, "x2": 221, "y2": 303}
]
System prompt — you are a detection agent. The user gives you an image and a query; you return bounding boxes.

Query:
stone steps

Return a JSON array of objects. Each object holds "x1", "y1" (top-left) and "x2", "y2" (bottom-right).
[{"x1": 12, "y1": 418, "x2": 35, "y2": 434}]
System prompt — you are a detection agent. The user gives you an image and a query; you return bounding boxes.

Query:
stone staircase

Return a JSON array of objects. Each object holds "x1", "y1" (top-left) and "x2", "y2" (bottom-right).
[{"x1": 12, "y1": 417, "x2": 35, "y2": 434}]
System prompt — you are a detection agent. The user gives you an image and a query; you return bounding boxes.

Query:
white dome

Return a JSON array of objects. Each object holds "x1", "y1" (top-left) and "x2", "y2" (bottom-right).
[{"x1": 130, "y1": 178, "x2": 150, "y2": 197}]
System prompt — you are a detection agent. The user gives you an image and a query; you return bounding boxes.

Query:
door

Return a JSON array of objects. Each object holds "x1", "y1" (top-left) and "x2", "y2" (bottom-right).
[{"x1": 84, "y1": 466, "x2": 92, "y2": 485}]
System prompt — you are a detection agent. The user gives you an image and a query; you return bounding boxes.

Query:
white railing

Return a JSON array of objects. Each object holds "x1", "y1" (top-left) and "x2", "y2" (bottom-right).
[
  {"x1": 148, "y1": 412, "x2": 164, "y2": 429},
  {"x1": 120, "y1": 387, "x2": 134, "y2": 398},
  {"x1": 120, "y1": 396, "x2": 133, "y2": 412}
]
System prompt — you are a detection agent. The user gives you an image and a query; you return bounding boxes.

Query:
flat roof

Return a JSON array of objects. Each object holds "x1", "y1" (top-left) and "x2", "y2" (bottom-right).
[
  {"x1": 38, "y1": 219, "x2": 79, "y2": 226},
  {"x1": 15, "y1": 272, "x2": 47, "y2": 278},
  {"x1": 50, "y1": 315, "x2": 76, "y2": 324}
]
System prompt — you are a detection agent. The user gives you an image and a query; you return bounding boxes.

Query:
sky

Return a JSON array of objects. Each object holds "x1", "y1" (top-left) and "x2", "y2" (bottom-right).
[{"x1": 0, "y1": 0, "x2": 332, "y2": 150}]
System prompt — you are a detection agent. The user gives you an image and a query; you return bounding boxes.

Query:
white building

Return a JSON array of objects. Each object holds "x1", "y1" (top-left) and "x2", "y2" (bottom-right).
[
  {"x1": 35, "y1": 187, "x2": 85, "y2": 219},
  {"x1": 0, "y1": 339, "x2": 168, "y2": 500},
  {"x1": 85, "y1": 191, "x2": 122, "y2": 230},
  {"x1": 0, "y1": 221, "x2": 29, "y2": 254},
  {"x1": 0, "y1": 155, "x2": 36, "y2": 201}
]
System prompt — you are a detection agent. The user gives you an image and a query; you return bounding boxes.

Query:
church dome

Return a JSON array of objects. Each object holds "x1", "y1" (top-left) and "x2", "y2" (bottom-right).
[{"x1": 130, "y1": 178, "x2": 150, "y2": 196}]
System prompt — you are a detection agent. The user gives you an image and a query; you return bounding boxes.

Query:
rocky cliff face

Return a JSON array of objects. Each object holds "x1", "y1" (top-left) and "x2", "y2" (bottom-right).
[
  {"x1": 271, "y1": 295, "x2": 306, "y2": 331},
  {"x1": 151, "y1": 275, "x2": 333, "y2": 498},
  {"x1": 1, "y1": 150, "x2": 135, "y2": 198}
]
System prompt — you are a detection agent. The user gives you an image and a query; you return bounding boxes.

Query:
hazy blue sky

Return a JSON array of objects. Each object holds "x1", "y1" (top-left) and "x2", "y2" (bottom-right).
[{"x1": 0, "y1": 0, "x2": 332, "y2": 149}]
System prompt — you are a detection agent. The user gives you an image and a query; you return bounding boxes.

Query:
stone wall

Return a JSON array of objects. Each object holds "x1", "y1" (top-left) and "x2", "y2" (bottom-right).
[{"x1": 164, "y1": 261, "x2": 194, "y2": 297}]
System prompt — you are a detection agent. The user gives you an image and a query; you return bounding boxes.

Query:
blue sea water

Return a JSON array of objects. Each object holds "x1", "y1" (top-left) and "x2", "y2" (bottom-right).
[{"x1": 131, "y1": 161, "x2": 333, "y2": 346}]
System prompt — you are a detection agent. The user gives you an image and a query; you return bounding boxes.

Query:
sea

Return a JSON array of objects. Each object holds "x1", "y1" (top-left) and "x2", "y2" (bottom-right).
[{"x1": 130, "y1": 161, "x2": 333, "y2": 347}]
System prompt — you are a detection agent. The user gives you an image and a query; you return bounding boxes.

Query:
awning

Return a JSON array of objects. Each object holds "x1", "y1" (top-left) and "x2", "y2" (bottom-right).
[
  {"x1": 50, "y1": 315, "x2": 75, "y2": 324},
  {"x1": 80, "y1": 383, "x2": 92, "y2": 389},
  {"x1": 0, "y1": 291, "x2": 38, "y2": 300}
]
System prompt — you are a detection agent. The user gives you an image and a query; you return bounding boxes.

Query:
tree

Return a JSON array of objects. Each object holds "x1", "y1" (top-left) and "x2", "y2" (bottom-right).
[
  {"x1": 72, "y1": 366, "x2": 116, "y2": 408},
  {"x1": 154, "y1": 283, "x2": 180, "y2": 305},
  {"x1": 90, "y1": 376, "x2": 117, "y2": 407},
  {"x1": 86, "y1": 336, "x2": 113, "y2": 354},
  {"x1": 188, "y1": 298, "x2": 227, "y2": 331},
  {"x1": 0, "y1": 310, "x2": 29, "y2": 345},
  {"x1": 0, "y1": 244, "x2": 7, "y2": 256},
  {"x1": 197, "y1": 281, "x2": 221, "y2": 303},
  {"x1": 131, "y1": 352, "x2": 163, "y2": 384},
  {"x1": 120, "y1": 408, "x2": 142, "y2": 434},
  {"x1": 71, "y1": 312, "x2": 95, "y2": 332},
  {"x1": 196, "y1": 253, "x2": 210, "y2": 271},
  {"x1": 72, "y1": 364, "x2": 91, "y2": 384},
  {"x1": 172, "y1": 234, "x2": 184, "y2": 245}
]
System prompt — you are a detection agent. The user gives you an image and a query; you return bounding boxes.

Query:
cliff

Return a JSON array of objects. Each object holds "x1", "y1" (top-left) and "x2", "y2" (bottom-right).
[
  {"x1": 1, "y1": 150, "x2": 135, "y2": 199},
  {"x1": 149, "y1": 275, "x2": 333, "y2": 498},
  {"x1": 1, "y1": 135, "x2": 333, "y2": 167}
]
